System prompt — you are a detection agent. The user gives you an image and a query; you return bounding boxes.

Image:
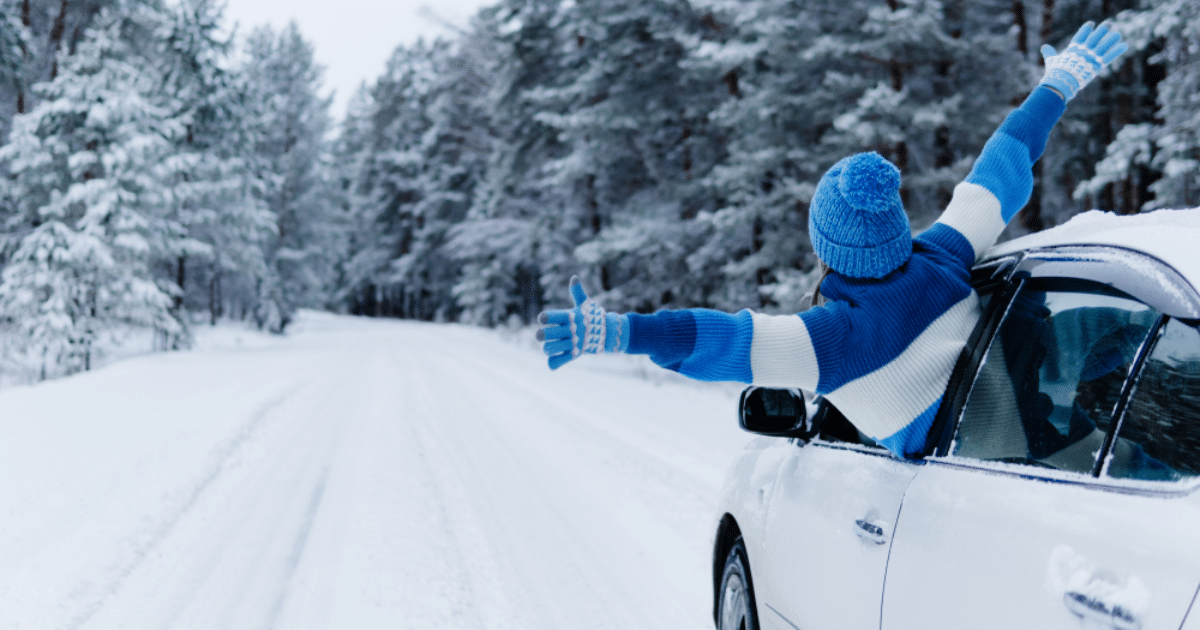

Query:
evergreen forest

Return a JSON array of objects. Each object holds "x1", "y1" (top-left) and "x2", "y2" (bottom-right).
[{"x1": 0, "y1": 0, "x2": 1196, "y2": 380}]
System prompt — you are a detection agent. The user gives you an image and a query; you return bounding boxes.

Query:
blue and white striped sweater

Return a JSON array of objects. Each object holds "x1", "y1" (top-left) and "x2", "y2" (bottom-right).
[{"x1": 625, "y1": 86, "x2": 1066, "y2": 458}]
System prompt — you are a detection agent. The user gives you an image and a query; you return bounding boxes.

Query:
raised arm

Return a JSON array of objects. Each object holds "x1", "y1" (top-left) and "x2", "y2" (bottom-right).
[{"x1": 933, "y1": 21, "x2": 1128, "y2": 262}]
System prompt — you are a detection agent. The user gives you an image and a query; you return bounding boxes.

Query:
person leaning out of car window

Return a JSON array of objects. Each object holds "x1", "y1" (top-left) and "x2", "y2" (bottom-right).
[{"x1": 536, "y1": 22, "x2": 1129, "y2": 459}]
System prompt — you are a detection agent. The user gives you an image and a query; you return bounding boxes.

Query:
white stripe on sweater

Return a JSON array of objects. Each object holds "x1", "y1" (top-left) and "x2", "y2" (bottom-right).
[
  {"x1": 937, "y1": 182, "x2": 1006, "y2": 261},
  {"x1": 749, "y1": 312, "x2": 820, "y2": 389},
  {"x1": 827, "y1": 293, "x2": 981, "y2": 441}
]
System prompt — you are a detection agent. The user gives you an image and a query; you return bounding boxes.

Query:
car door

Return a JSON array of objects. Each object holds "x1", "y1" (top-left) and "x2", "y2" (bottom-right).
[
  {"x1": 882, "y1": 248, "x2": 1200, "y2": 630},
  {"x1": 756, "y1": 403, "x2": 919, "y2": 630}
]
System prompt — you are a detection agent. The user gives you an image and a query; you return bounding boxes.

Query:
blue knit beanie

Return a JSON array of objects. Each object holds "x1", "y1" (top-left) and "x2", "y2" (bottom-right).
[{"x1": 808, "y1": 152, "x2": 912, "y2": 279}]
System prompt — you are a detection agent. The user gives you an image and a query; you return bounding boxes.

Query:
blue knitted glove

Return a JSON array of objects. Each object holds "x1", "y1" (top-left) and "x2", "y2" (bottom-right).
[
  {"x1": 536, "y1": 276, "x2": 629, "y2": 370},
  {"x1": 1040, "y1": 21, "x2": 1129, "y2": 101}
]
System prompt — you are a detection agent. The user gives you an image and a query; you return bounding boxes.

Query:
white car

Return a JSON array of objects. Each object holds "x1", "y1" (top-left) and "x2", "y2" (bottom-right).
[{"x1": 712, "y1": 208, "x2": 1200, "y2": 630}]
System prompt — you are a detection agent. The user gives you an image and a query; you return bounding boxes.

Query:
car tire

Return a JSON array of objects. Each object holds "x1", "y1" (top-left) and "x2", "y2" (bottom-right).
[{"x1": 718, "y1": 537, "x2": 759, "y2": 630}]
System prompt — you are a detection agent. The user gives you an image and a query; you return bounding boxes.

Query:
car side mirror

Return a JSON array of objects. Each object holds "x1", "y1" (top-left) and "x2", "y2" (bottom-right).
[{"x1": 739, "y1": 387, "x2": 809, "y2": 437}]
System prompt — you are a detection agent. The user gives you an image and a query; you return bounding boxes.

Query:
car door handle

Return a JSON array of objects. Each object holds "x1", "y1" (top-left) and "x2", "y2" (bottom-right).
[
  {"x1": 854, "y1": 518, "x2": 888, "y2": 545},
  {"x1": 1064, "y1": 590, "x2": 1142, "y2": 630}
]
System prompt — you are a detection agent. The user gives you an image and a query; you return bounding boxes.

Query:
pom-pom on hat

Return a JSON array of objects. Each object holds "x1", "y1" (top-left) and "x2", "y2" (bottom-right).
[{"x1": 808, "y1": 151, "x2": 912, "y2": 279}]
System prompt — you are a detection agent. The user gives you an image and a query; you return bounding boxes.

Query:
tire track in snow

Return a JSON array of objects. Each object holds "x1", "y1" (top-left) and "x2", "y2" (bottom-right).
[
  {"x1": 373, "y1": 344, "x2": 528, "y2": 629},
  {"x1": 4, "y1": 316, "x2": 740, "y2": 629},
  {"x1": 439, "y1": 338, "x2": 729, "y2": 496},
  {"x1": 263, "y1": 466, "x2": 330, "y2": 630},
  {"x1": 431, "y1": 333, "x2": 733, "y2": 554},
  {"x1": 392, "y1": 328, "x2": 717, "y2": 629},
  {"x1": 63, "y1": 376, "x2": 316, "y2": 630},
  {"x1": 72, "y1": 359, "x2": 350, "y2": 630}
]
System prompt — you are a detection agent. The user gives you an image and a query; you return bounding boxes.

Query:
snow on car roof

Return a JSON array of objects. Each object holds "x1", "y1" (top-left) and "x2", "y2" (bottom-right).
[{"x1": 985, "y1": 207, "x2": 1200, "y2": 282}]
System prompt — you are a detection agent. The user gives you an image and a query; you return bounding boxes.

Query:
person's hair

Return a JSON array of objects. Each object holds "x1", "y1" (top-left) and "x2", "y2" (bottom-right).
[{"x1": 801, "y1": 259, "x2": 832, "y2": 310}]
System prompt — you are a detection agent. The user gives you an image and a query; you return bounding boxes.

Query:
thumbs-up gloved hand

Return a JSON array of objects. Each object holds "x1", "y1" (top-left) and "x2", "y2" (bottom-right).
[
  {"x1": 536, "y1": 275, "x2": 629, "y2": 370},
  {"x1": 1040, "y1": 21, "x2": 1129, "y2": 101}
]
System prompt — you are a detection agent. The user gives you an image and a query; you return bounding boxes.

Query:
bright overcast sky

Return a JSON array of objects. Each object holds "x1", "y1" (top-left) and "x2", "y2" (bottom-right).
[{"x1": 221, "y1": 0, "x2": 498, "y2": 120}]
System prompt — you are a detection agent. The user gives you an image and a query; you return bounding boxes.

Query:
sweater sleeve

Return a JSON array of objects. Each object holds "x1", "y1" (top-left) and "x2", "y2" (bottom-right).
[
  {"x1": 934, "y1": 85, "x2": 1067, "y2": 262},
  {"x1": 625, "y1": 308, "x2": 822, "y2": 389}
]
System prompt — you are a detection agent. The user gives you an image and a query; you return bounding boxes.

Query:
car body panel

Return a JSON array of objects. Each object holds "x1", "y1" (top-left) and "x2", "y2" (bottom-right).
[
  {"x1": 712, "y1": 435, "x2": 794, "y2": 605},
  {"x1": 882, "y1": 462, "x2": 1200, "y2": 630},
  {"x1": 758, "y1": 443, "x2": 918, "y2": 630}
]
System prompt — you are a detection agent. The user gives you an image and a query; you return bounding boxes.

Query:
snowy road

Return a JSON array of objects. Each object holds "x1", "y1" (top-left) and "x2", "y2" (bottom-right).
[{"x1": 0, "y1": 312, "x2": 747, "y2": 629}]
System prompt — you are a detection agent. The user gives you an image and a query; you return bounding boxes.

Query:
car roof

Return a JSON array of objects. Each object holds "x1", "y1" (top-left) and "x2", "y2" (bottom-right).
[{"x1": 984, "y1": 207, "x2": 1200, "y2": 282}]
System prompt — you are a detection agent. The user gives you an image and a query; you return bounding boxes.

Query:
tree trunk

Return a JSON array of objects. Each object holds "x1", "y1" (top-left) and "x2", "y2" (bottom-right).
[
  {"x1": 1116, "y1": 61, "x2": 1137, "y2": 214},
  {"x1": 681, "y1": 111, "x2": 693, "y2": 179},
  {"x1": 1013, "y1": 1, "x2": 1028, "y2": 57},
  {"x1": 16, "y1": 0, "x2": 28, "y2": 114},
  {"x1": 1039, "y1": 0, "x2": 1055, "y2": 45},
  {"x1": 49, "y1": 0, "x2": 67, "y2": 79},
  {"x1": 175, "y1": 256, "x2": 185, "y2": 310},
  {"x1": 893, "y1": 140, "x2": 909, "y2": 207},
  {"x1": 209, "y1": 271, "x2": 222, "y2": 325},
  {"x1": 722, "y1": 70, "x2": 740, "y2": 97},
  {"x1": 586, "y1": 174, "x2": 601, "y2": 234},
  {"x1": 1021, "y1": 161, "x2": 1045, "y2": 232},
  {"x1": 934, "y1": 125, "x2": 953, "y2": 207},
  {"x1": 585, "y1": 173, "x2": 611, "y2": 291},
  {"x1": 1121, "y1": 176, "x2": 1137, "y2": 215}
]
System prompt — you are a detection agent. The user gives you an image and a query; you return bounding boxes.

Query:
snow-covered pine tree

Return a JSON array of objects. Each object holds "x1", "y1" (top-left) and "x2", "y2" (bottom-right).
[
  {"x1": 1, "y1": 0, "x2": 124, "y2": 129},
  {"x1": 155, "y1": 0, "x2": 274, "y2": 327},
  {"x1": 1139, "y1": 0, "x2": 1200, "y2": 209},
  {"x1": 1079, "y1": 0, "x2": 1198, "y2": 211},
  {"x1": 329, "y1": 84, "x2": 377, "y2": 313},
  {"x1": 338, "y1": 41, "x2": 440, "y2": 319},
  {"x1": 0, "y1": 0, "x2": 28, "y2": 137},
  {"x1": 343, "y1": 33, "x2": 494, "y2": 323},
  {"x1": 0, "y1": 4, "x2": 179, "y2": 377},
  {"x1": 240, "y1": 23, "x2": 334, "y2": 332},
  {"x1": 687, "y1": 0, "x2": 1027, "y2": 310},
  {"x1": 803, "y1": 0, "x2": 1009, "y2": 226},
  {"x1": 686, "y1": 0, "x2": 852, "y2": 312},
  {"x1": 515, "y1": 0, "x2": 726, "y2": 315},
  {"x1": 1025, "y1": 0, "x2": 1155, "y2": 228},
  {"x1": 392, "y1": 34, "x2": 493, "y2": 322},
  {"x1": 448, "y1": 0, "x2": 572, "y2": 325}
]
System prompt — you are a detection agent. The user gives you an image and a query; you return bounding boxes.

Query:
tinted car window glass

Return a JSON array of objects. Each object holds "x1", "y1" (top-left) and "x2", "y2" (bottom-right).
[
  {"x1": 815, "y1": 399, "x2": 885, "y2": 449},
  {"x1": 1107, "y1": 318, "x2": 1200, "y2": 482},
  {"x1": 952, "y1": 278, "x2": 1159, "y2": 473}
]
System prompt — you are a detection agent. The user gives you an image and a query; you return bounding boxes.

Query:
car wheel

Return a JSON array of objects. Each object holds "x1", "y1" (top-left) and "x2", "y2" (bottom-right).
[{"x1": 718, "y1": 537, "x2": 759, "y2": 630}]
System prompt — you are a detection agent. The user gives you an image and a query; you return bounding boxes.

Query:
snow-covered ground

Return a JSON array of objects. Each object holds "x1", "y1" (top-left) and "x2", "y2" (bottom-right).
[{"x1": 0, "y1": 311, "x2": 748, "y2": 629}]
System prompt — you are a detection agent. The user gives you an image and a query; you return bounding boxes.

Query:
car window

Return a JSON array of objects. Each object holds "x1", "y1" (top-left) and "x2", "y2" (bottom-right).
[
  {"x1": 951, "y1": 277, "x2": 1160, "y2": 474},
  {"x1": 1106, "y1": 318, "x2": 1200, "y2": 482}
]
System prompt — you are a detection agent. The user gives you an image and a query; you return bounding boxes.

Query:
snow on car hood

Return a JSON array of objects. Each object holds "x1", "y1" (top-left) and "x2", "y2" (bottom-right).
[{"x1": 986, "y1": 207, "x2": 1200, "y2": 282}]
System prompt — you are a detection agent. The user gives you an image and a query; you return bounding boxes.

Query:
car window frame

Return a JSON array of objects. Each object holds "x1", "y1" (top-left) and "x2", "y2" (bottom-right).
[
  {"x1": 926, "y1": 245, "x2": 1200, "y2": 495},
  {"x1": 789, "y1": 396, "x2": 902, "y2": 458}
]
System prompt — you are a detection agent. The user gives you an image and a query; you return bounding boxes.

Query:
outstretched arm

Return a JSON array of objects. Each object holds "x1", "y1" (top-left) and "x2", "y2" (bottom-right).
[
  {"x1": 625, "y1": 308, "x2": 822, "y2": 388},
  {"x1": 537, "y1": 277, "x2": 825, "y2": 389},
  {"x1": 930, "y1": 21, "x2": 1128, "y2": 263}
]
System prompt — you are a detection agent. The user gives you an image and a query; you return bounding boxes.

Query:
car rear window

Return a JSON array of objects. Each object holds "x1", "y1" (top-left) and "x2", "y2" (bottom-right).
[{"x1": 1106, "y1": 317, "x2": 1200, "y2": 482}]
